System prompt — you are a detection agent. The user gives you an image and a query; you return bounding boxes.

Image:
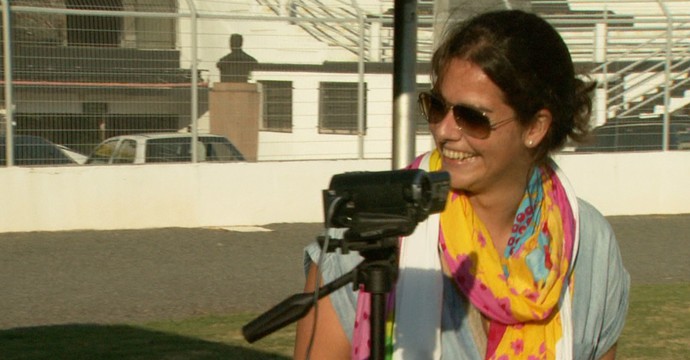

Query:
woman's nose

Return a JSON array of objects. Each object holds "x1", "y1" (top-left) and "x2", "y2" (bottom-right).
[{"x1": 433, "y1": 109, "x2": 462, "y2": 140}]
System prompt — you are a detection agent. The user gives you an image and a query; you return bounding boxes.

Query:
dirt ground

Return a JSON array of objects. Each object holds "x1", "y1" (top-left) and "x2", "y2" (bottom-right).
[{"x1": 0, "y1": 215, "x2": 688, "y2": 330}]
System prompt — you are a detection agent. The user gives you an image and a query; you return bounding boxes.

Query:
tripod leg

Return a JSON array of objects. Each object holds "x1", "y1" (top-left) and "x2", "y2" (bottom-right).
[{"x1": 370, "y1": 292, "x2": 387, "y2": 360}]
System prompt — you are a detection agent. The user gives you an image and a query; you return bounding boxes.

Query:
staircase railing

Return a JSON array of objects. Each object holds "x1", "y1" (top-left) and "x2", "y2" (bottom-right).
[
  {"x1": 589, "y1": 20, "x2": 690, "y2": 117},
  {"x1": 255, "y1": 0, "x2": 435, "y2": 62},
  {"x1": 255, "y1": 0, "x2": 690, "y2": 118},
  {"x1": 256, "y1": 0, "x2": 370, "y2": 59}
]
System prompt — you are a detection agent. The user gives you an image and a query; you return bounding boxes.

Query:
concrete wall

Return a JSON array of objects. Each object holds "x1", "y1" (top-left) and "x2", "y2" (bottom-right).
[
  {"x1": 0, "y1": 151, "x2": 688, "y2": 233},
  {"x1": 553, "y1": 151, "x2": 690, "y2": 216}
]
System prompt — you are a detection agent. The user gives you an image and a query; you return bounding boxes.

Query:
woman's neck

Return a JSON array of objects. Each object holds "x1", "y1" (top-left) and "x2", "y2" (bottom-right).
[{"x1": 467, "y1": 176, "x2": 530, "y2": 256}]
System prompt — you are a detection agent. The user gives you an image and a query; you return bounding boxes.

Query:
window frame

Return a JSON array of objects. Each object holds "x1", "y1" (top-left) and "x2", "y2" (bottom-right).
[
  {"x1": 259, "y1": 80, "x2": 294, "y2": 133},
  {"x1": 318, "y1": 81, "x2": 367, "y2": 135}
]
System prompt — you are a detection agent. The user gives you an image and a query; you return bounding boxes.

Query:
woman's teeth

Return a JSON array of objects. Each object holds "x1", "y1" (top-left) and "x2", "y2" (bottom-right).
[{"x1": 443, "y1": 148, "x2": 475, "y2": 161}]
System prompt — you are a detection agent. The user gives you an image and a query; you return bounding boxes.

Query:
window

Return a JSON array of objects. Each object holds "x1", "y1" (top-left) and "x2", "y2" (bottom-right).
[
  {"x1": 260, "y1": 81, "x2": 293, "y2": 132},
  {"x1": 319, "y1": 82, "x2": 366, "y2": 134},
  {"x1": 145, "y1": 136, "x2": 244, "y2": 163},
  {"x1": 200, "y1": 136, "x2": 245, "y2": 161},
  {"x1": 86, "y1": 138, "x2": 119, "y2": 164},
  {"x1": 66, "y1": 0, "x2": 123, "y2": 47},
  {"x1": 112, "y1": 139, "x2": 136, "y2": 164},
  {"x1": 415, "y1": 83, "x2": 432, "y2": 134},
  {"x1": 146, "y1": 138, "x2": 191, "y2": 163}
]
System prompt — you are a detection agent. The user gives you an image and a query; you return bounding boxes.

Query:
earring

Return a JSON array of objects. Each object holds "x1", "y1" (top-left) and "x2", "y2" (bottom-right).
[{"x1": 527, "y1": 140, "x2": 534, "y2": 147}]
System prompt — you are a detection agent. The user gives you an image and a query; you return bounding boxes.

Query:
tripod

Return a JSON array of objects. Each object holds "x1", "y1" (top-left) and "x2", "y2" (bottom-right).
[
  {"x1": 242, "y1": 220, "x2": 409, "y2": 360},
  {"x1": 242, "y1": 168, "x2": 450, "y2": 359}
]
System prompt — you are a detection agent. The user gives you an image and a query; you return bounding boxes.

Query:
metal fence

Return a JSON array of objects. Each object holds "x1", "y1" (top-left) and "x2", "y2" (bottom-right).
[{"x1": 2, "y1": 0, "x2": 690, "y2": 166}]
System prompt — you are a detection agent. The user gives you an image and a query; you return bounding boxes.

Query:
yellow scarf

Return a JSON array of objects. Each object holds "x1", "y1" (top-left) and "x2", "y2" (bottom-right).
[{"x1": 434, "y1": 150, "x2": 576, "y2": 359}]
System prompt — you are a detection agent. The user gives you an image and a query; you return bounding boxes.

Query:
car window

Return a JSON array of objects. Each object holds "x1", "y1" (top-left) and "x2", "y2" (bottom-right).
[
  {"x1": 146, "y1": 138, "x2": 192, "y2": 163},
  {"x1": 201, "y1": 137, "x2": 245, "y2": 161},
  {"x1": 113, "y1": 139, "x2": 136, "y2": 164},
  {"x1": 86, "y1": 139, "x2": 119, "y2": 164},
  {"x1": 577, "y1": 119, "x2": 690, "y2": 152},
  {"x1": 0, "y1": 136, "x2": 74, "y2": 166},
  {"x1": 614, "y1": 124, "x2": 662, "y2": 151},
  {"x1": 576, "y1": 125, "x2": 614, "y2": 152},
  {"x1": 671, "y1": 123, "x2": 690, "y2": 149},
  {"x1": 145, "y1": 136, "x2": 244, "y2": 163},
  {"x1": 196, "y1": 142, "x2": 207, "y2": 162}
]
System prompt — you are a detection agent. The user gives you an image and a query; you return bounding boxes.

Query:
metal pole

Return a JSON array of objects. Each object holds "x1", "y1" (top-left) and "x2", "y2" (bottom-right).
[
  {"x1": 659, "y1": 0, "x2": 671, "y2": 151},
  {"x1": 2, "y1": 0, "x2": 14, "y2": 166},
  {"x1": 594, "y1": 21, "x2": 608, "y2": 127},
  {"x1": 391, "y1": 0, "x2": 417, "y2": 169},
  {"x1": 351, "y1": 0, "x2": 365, "y2": 159},
  {"x1": 186, "y1": 0, "x2": 199, "y2": 162}
]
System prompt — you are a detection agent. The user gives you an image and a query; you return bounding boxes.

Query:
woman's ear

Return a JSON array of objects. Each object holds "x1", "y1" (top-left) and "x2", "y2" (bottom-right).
[{"x1": 523, "y1": 109, "x2": 552, "y2": 148}]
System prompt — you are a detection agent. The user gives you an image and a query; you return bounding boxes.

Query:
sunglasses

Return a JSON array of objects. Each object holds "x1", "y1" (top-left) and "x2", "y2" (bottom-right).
[{"x1": 418, "y1": 92, "x2": 515, "y2": 139}]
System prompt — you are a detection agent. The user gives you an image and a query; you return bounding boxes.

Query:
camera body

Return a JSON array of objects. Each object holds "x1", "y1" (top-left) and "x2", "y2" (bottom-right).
[{"x1": 323, "y1": 169, "x2": 450, "y2": 240}]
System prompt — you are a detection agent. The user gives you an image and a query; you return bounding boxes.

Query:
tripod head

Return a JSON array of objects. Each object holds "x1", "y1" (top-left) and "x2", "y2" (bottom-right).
[{"x1": 322, "y1": 168, "x2": 450, "y2": 251}]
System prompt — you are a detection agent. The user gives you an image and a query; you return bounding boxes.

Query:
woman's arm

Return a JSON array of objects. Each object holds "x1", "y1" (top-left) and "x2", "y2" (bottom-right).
[
  {"x1": 599, "y1": 343, "x2": 617, "y2": 360},
  {"x1": 293, "y1": 263, "x2": 351, "y2": 360}
]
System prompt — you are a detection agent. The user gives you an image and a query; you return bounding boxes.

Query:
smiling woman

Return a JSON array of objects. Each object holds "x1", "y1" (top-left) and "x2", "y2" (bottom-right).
[{"x1": 294, "y1": 9, "x2": 630, "y2": 360}]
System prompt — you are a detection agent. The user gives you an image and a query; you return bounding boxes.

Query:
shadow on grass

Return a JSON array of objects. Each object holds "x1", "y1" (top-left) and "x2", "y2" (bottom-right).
[{"x1": 0, "y1": 323, "x2": 290, "y2": 359}]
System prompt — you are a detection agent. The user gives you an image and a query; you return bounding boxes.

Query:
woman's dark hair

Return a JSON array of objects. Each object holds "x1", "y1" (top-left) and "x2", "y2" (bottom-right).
[{"x1": 431, "y1": 10, "x2": 595, "y2": 164}]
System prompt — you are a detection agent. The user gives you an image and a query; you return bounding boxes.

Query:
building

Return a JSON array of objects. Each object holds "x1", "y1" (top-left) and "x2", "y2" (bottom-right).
[{"x1": 3, "y1": 0, "x2": 689, "y2": 160}]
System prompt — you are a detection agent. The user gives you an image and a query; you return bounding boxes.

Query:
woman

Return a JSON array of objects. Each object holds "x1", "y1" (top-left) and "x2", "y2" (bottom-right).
[{"x1": 294, "y1": 10, "x2": 629, "y2": 360}]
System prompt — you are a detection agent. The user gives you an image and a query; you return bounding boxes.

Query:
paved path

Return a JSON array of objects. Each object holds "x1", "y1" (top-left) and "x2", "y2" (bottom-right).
[{"x1": 0, "y1": 215, "x2": 688, "y2": 329}]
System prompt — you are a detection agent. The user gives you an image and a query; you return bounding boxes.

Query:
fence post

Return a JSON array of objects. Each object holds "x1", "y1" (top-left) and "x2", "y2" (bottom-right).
[
  {"x1": 662, "y1": 8, "x2": 672, "y2": 151},
  {"x1": 2, "y1": 0, "x2": 14, "y2": 166},
  {"x1": 594, "y1": 22, "x2": 608, "y2": 127},
  {"x1": 352, "y1": 0, "x2": 366, "y2": 159},
  {"x1": 184, "y1": 0, "x2": 200, "y2": 162}
]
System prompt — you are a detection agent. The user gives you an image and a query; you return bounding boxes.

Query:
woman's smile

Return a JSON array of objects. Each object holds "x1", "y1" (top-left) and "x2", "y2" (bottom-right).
[{"x1": 441, "y1": 146, "x2": 477, "y2": 162}]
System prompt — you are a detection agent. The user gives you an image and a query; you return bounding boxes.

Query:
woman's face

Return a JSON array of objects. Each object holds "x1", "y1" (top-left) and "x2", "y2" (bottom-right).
[{"x1": 431, "y1": 58, "x2": 533, "y2": 193}]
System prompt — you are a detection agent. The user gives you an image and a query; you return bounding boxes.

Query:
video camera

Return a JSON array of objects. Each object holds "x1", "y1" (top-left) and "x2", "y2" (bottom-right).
[{"x1": 322, "y1": 168, "x2": 450, "y2": 243}]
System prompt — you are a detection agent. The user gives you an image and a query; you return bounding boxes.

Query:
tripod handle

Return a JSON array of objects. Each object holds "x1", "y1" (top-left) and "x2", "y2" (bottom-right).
[
  {"x1": 242, "y1": 270, "x2": 356, "y2": 343},
  {"x1": 242, "y1": 292, "x2": 314, "y2": 343}
]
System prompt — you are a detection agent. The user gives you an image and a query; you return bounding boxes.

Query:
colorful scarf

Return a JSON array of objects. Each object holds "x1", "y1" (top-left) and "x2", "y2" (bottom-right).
[{"x1": 351, "y1": 150, "x2": 577, "y2": 359}]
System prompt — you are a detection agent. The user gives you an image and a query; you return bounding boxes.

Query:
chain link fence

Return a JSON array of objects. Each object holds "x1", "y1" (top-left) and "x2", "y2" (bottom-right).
[{"x1": 2, "y1": 0, "x2": 690, "y2": 165}]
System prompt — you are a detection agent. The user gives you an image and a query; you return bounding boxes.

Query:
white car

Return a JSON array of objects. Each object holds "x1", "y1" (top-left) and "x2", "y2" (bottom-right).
[{"x1": 85, "y1": 133, "x2": 245, "y2": 165}]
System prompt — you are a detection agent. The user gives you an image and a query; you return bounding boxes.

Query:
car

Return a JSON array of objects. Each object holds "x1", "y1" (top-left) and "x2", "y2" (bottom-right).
[
  {"x1": 0, "y1": 135, "x2": 79, "y2": 166},
  {"x1": 56, "y1": 144, "x2": 88, "y2": 164},
  {"x1": 575, "y1": 114, "x2": 690, "y2": 152},
  {"x1": 678, "y1": 128, "x2": 690, "y2": 149},
  {"x1": 85, "y1": 132, "x2": 245, "y2": 165}
]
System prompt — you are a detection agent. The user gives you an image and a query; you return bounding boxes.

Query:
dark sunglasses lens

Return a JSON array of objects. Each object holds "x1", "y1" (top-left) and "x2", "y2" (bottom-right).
[
  {"x1": 452, "y1": 105, "x2": 491, "y2": 138},
  {"x1": 419, "y1": 93, "x2": 445, "y2": 124}
]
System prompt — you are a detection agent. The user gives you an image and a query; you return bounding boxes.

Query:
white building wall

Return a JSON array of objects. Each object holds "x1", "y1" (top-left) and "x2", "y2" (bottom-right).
[{"x1": 254, "y1": 71, "x2": 435, "y2": 160}]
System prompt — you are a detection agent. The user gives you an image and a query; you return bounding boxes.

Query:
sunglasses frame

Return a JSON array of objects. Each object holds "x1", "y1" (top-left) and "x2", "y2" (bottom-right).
[{"x1": 418, "y1": 92, "x2": 515, "y2": 139}]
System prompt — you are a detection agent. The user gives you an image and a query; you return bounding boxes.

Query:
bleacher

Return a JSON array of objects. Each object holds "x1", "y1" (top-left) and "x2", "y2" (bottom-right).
[{"x1": 257, "y1": 0, "x2": 690, "y2": 121}]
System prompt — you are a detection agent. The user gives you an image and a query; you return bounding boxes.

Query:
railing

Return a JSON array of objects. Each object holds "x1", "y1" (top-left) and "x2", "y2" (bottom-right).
[
  {"x1": 588, "y1": 20, "x2": 690, "y2": 118},
  {"x1": 256, "y1": 0, "x2": 435, "y2": 62},
  {"x1": 259, "y1": 1, "x2": 690, "y2": 120}
]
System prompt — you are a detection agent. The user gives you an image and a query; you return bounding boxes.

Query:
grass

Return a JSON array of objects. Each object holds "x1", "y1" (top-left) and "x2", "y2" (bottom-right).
[
  {"x1": 617, "y1": 283, "x2": 690, "y2": 359},
  {"x1": 0, "y1": 284, "x2": 687, "y2": 359}
]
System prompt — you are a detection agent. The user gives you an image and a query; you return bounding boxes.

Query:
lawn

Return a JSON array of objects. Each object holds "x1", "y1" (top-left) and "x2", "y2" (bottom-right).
[
  {"x1": 0, "y1": 284, "x2": 687, "y2": 359},
  {"x1": 617, "y1": 283, "x2": 690, "y2": 359}
]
